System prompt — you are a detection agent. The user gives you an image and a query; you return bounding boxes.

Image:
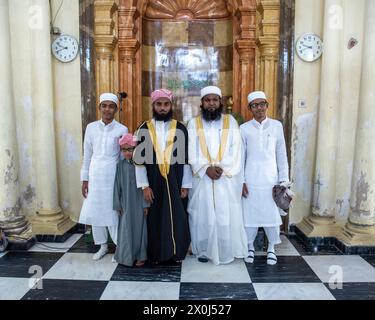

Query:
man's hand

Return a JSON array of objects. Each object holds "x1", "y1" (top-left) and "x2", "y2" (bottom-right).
[
  {"x1": 143, "y1": 187, "x2": 154, "y2": 204},
  {"x1": 82, "y1": 181, "x2": 89, "y2": 198},
  {"x1": 242, "y1": 183, "x2": 249, "y2": 198},
  {"x1": 180, "y1": 188, "x2": 188, "y2": 199},
  {"x1": 143, "y1": 208, "x2": 149, "y2": 216},
  {"x1": 206, "y1": 166, "x2": 223, "y2": 180}
]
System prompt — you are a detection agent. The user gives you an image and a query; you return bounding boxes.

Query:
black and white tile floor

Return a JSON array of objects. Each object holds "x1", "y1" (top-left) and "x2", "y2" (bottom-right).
[{"x1": 1, "y1": 233, "x2": 375, "y2": 300}]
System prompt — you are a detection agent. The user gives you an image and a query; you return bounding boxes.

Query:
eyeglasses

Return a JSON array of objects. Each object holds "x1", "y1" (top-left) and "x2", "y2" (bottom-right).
[
  {"x1": 249, "y1": 102, "x2": 268, "y2": 109},
  {"x1": 121, "y1": 147, "x2": 135, "y2": 152}
]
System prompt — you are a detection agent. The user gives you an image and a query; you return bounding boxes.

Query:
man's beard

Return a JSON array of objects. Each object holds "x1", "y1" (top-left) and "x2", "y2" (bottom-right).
[
  {"x1": 153, "y1": 109, "x2": 173, "y2": 122},
  {"x1": 201, "y1": 105, "x2": 224, "y2": 121}
]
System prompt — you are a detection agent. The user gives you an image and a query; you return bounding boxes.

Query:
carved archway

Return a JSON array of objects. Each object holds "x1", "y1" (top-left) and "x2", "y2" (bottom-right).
[{"x1": 94, "y1": 0, "x2": 280, "y2": 132}]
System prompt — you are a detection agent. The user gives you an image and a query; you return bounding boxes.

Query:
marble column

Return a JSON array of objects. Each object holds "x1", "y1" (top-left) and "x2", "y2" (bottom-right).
[
  {"x1": 30, "y1": 0, "x2": 75, "y2": 236},
  {"x1": 118, "y1": 5, "x2": 140, "y2": 132},
  {"x1": 257, "y1": 0, "x2": 280, "y2": 120},
  {"x1": 338, "y1": 0, "x2": 375, "y2": 246},
  {"x1": 0, "y1": 0, "x2": 35, "y2": 248},
  {"x1": 234, "y1": 5, "x2": 257, "y2": 120},
  {"x1": 297, "y1": 0, "x2": 343, "y2": 237},
  {"x1": 80, "y1": 0, "x2": 97, "y2": 135},
  {"x1": 94, "y1": 0, "x2": 118, "y2": 116}
]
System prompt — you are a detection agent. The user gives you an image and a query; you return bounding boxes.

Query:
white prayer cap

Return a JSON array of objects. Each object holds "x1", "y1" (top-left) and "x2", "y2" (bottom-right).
[
  {"x1": 201, "y1": 86, "x2": 222, "y2": 99},
  {"x1": 99, "y1": 93, "x2": 119, "y2": 106},
  {"x1": 248, "y1": 91, "x2": 267, "y2": 104}
]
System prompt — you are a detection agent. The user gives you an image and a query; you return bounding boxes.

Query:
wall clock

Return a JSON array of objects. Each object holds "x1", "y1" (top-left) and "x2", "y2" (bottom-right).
[
  {"x1": 51, "y1": 34, "x2": 79, "y2": 63},
  {"x1": 296, "y1": 33, "x2": 323, "y2": 62}
]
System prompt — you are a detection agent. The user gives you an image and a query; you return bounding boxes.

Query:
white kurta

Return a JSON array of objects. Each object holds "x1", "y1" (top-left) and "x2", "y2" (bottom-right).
[
  {"x1": 187, "y1": 115, "x2": 248, "y2": 265},
  {"x1": 79, "y1": 120, "x2": 128, "y2": 227},
  {"x1": 135, "y1": 119, "x2": 192, "y2": 189},
  {"x1": 240, "y1": 118, "x2": 289, "y2": 228}
]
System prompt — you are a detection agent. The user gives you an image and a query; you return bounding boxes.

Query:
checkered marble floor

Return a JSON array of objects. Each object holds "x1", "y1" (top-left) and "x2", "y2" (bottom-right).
[{"x1": 1, "y1": 232, "x2": 375, "y2": 300}]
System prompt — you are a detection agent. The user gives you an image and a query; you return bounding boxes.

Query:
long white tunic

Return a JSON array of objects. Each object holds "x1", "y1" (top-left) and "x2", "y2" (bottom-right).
[
  {"x1": 187, "y1": 115, "x2": 248, "y2": 265},
  {"x1": 240, "y1": 118, "x2": 289, "y2": 228},
  {"x1": 135, "y1": 119, "x2": 192, "y2": 189},
  {"x1": 79, "y1": 120, "x2": 128, "y2": 227}
]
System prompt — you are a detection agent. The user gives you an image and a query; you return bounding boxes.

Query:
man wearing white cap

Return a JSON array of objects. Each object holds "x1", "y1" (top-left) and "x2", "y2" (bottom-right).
[
  {"x1": 79, "y1": 93, "x2": 128, "y2": 260},
  {"x1": 241, "y1": 91, "x2": 289, "y2": 265},
  {"x1": 187, "y1": 86, "x2": 248, "y2": 265}
]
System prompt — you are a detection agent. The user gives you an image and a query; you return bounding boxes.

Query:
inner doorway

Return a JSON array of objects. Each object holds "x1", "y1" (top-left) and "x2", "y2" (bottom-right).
[{"x1": 141, "y1": 17, "x2": 234, "y2": 124}]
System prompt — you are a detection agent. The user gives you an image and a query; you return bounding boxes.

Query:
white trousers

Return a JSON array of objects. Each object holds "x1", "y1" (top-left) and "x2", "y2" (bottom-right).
[
  {"x1": 245, "y1": 227, "x2": 281, "y2": 245},
  {"x1": 92, "y1": 226, "x2": 118, "y2": 245}
]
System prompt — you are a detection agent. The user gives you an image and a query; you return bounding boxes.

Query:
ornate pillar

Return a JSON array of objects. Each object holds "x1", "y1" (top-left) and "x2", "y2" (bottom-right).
[
  {"x1": 30, "y1": 0, "x2": 75, "y2": 236},
  {"x1": 297, "y1": 0, "x2": 343, "y2": 238},
  {"x1": 234, "y1": 4, "x2": 257, "y2": 119},
  {"x1": 257, "y1": 0, "x2": 280, "y2": 119},
  {"x1": 118, "y1": 3, "x2": 140, "y2": 132},
  {"x1": 94, "y1": 0, "x2": 118, "y2": 115},
  {"x1": 338, "y1": 0, "x2": 375, "y2": 247},
  {"x1": 0, "y1": 0, "x2": 34, "y2": 249}
]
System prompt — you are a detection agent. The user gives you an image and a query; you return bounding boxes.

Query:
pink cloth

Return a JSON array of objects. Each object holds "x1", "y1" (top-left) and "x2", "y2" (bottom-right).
[
  {"x1": 151, "y1": 89, "x2": 173, "y2": 104},
  {"x1": 119, "y1": 133, "x2": 137, "y2": 147}
]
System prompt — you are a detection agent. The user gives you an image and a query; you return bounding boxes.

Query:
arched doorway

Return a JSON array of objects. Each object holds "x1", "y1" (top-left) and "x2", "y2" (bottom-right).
[{"x1": 94, "y1": 0, "x2": 281, "y2": 133}]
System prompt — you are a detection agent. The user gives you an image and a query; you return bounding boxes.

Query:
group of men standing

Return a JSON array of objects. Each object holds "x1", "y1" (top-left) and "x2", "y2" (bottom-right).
[{"x1": 79, "y1": 86, "x2": 289, "y2": 266}]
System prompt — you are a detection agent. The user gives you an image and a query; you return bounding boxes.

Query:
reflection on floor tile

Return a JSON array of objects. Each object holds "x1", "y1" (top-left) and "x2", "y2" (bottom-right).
[
  {"x1": 0, "y1": 277, "x2": 34, "y2": 300},
  {"x1": 111, "y1": 262, "x2": 181, "y2": 282},
  {"x1": 43, "y1": 253, "x2": 118, "y2": 281},
  {"x1": 303, "y1": 255, "x2": 375, "y2": 283},
  {"x1": 28, "y1": 234, "x2": 83, "y2": 253},
  {"x1": 22, "y1": 279, "x2": 108, "y2": 300},
  {"x1": 246, "y1": 256, "x2": 321, "y2": 283},
  {"x1": 100, "y1": 281, "x2": 180, "y2": 300},
  {"x1": 181, "y1": 255, "x2": 251, "y2": 283},
  {"x1": 253, "y1": 283, "x2": 335, "y2": 300},
  {"x1": 179, "y1": 283, "x2": 257, "y2": 300},
  {"x1": 324, "y1": 282, "x2": 375, "y2": 300},
  {"x1": 0, "y1": 252, "x2": 63, "y2": 278},
  {"x1": 288, "y1": 237, "x2": 343, "y2": 256}
]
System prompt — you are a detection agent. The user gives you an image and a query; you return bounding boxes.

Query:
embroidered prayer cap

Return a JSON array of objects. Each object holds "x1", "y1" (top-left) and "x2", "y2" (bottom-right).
[
  {"x1": 119, "y1": 133, "x2": 137, "y2": 147},
  {"x1": 248, "y1": 91, "x2": 267, "y2": 104},
  {"x1": 151, "y1": 89, "x2": 173, "y2": 104},
  {"x1": 201, "y1": 86, "x2": 222, "y2": 99},
  {"x1": 99, "y1": 93, "x2": 119, "y2": 106}
]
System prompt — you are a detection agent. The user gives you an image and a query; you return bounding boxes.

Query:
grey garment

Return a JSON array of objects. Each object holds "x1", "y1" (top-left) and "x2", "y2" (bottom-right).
[{"x1": 113, "y1": 159, "x2": 148, "y2": 266}]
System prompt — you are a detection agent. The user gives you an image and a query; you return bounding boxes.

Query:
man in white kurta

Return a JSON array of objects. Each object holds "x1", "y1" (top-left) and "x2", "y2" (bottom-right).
[
  {"x1": 79, "y1": 93, "x2": 128, "y2": 260},
  {"x1": 241, "y1": 91, "x2": 289, "y2": 265},
  {"x1": 187, "y1": 86, "x2": 248, "y2": 265}
]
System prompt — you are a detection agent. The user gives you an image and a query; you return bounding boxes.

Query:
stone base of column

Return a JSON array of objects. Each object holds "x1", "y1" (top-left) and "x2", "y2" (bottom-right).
[
  {"x1": 6, "y1": 228, "x2": 36, "y2": 251},
  {"x1": 31, "y1": 208, "x2": 76, "y2": 241},
  {"x1": 296, "y1": 215, "x2": 340, "y2": 238},
  {"x1": 337, "y1": 222, "x2": 375, "y2": 247}
]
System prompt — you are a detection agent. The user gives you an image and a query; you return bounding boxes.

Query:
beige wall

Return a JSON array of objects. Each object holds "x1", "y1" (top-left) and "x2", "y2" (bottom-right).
[
  {"x1": 290, "y1": 0, "x2": 366, "y2": 225},
  {"x1": 7, "y1": 0, "x2": 82, "y2": 222}
]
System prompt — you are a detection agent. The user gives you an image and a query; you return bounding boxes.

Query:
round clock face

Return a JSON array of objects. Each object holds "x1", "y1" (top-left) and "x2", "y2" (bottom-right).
[
  {"x1": 296, "y1": 33, "x2": 323, "y2": 62},
  {"x1": 52, "y1": 35, "x2": 79, "y2": 63}
]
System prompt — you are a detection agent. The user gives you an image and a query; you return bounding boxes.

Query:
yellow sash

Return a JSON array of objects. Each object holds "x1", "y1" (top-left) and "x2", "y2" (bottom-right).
[
  {"x1": 146, "y1": 120, "x2": 177, "y2": 180},
  {"x1": 195, "y1": 114, "x2": 230, "y2": 165}
]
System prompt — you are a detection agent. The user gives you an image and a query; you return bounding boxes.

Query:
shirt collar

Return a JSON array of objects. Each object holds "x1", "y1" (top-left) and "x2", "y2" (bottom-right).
[
  {"x1": 100, "y1": 119, "x2": 116, "y2": 129},
  {"x1": 251, "y1": 117, "x2": 268, "y2": 128}
]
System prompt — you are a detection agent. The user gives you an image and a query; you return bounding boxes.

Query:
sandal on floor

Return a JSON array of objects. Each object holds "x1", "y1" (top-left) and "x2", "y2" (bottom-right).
[
  {"x1": 244, "y1": 250, "x2": 255, "y2": 264},
  {"x1": 267, "y1": 251, "x2": 277, "y2": 265},
  {"x1": 135, "y1": 260, "x2": 145, "y2": 267}
]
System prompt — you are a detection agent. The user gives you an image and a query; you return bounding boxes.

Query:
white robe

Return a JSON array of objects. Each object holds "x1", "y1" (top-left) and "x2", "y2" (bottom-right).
[
  {"x1": 79, "y1": 119, "x2": 128, "y2": 227},
  {"x1": 240, "y1": 118, "x2": 289, "y2": 228},
  {"x1": 187, "y1": 115, "x2": 248, "y2": 265}
]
